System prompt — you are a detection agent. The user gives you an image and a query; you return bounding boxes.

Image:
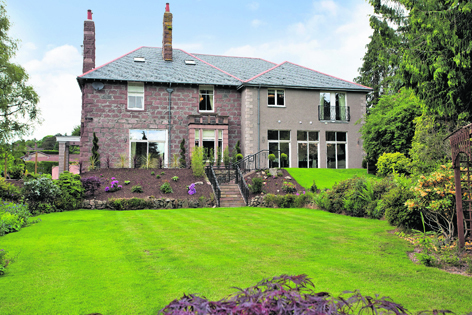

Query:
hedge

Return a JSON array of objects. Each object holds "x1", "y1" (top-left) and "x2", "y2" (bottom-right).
[{"x1": 25, "y1": 161, "x2": 59, "y2": 175}]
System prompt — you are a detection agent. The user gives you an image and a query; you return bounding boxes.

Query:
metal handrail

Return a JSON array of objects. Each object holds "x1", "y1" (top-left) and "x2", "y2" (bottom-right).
[
  {"x1": 232, "y1": 149, "x2": 281, "y2": 174},
  {"x1": 205, "y1": 165, "x2": 221, "y2": 207},
  {"x1": 235, "y1": 164, "x2": 250, "y2": 206}
]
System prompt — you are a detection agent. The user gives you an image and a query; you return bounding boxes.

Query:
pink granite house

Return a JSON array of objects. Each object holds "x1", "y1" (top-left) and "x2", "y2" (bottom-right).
[{"x1": 77, "y1": 4, "x2": 371, "y2": 170}]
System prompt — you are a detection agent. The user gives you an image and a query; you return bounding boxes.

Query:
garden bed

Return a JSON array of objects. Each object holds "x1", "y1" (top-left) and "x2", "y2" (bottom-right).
[
  {"x1": 81, "y1": 168, "x2": 213, "y2": 201},
  {"x1": 244, "y1": 169, "x2": 307, "y2": 197}
]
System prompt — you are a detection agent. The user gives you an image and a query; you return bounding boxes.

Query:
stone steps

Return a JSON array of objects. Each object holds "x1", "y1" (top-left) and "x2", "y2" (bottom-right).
[{"x1": 219, "y1": 184, "x2": 246, "y2": 207}]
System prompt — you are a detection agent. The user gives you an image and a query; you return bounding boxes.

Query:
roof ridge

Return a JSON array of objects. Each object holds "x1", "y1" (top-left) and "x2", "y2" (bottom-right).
[
  {"x1": 284, "y1": 61, "x2": 372, "y2": 90},
  {"x1": 244, "y1": 61, "x2": 288, "y2": 83},
  {"x1": 192, "y1": 52, "x2": 277, "y2": 65},
  {"x1": 177, "y1": 48, "x2": 244, "y2": 82},
  {"x1": 78, "y1": 46, "x2": 146, "y2": 77}
]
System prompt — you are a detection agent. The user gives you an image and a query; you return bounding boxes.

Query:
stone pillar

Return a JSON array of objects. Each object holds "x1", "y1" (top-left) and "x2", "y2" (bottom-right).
[{"x1": 58, "y1": 142, "x2": 70, "y2": 175}]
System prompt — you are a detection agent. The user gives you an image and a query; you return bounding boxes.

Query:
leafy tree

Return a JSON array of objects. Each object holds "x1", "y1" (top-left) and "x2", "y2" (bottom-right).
[
  {"x1": 360, "y1": 88, "x2": 422, "y2": 164},
  {"x1": 363, "y1": 0, "x2": 472, "y2": 120},
  {"x1": 71, "y1": 125, "x2": 80, "y2": 136},
  {"x1": 40, "y1": 135, "x2": 56, "y2": 150},
  {"x1": 0, "y1": 1, "x2": 40, "y2": 143}
]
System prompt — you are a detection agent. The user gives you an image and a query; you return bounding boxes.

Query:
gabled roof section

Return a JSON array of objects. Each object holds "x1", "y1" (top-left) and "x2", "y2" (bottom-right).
[
  {"x1": 192, "y1": 53, "x2": 276, "y2": 81},
  {"x1": 244, "y1": 62, "x2": 371, "y2": 91},
  {"x1": 78, "y1": 47, "x2": 242, "y2": 86}
]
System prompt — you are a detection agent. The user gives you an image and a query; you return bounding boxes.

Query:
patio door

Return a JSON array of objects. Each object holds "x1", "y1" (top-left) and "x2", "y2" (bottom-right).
[{"x1": 129, "y1": 129, "x2": 167, "y2": 168}]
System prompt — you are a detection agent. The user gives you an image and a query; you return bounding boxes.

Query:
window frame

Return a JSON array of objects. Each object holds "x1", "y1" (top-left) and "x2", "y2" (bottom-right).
[
  {"x1": 199, "y1": 85, "x2": 215, "y2": 113},
  {"x1": 325, "y1": 131, "x2": 348, "y2": 169},
  {"x1": 319, "y1": 92, "x2": 349, "y2": 122},
  {"x1": 127, "y1": 82, "x2": 145, "y2": 111},
  {"x1": 267, "y1": 89, "x2": 285, "y2": 107},
  {"x1": 129, "y1": 129, "x2": 168, "y2": 168},
  {"x1": 194, "y1": 128, "x2": 223, "y2": 162},
  {"x1": 297, "y1": 131, "x2": 319, "y2": 168},
  {"x1": 268, "y1": 130, "x2": 291, "y2": 168}
]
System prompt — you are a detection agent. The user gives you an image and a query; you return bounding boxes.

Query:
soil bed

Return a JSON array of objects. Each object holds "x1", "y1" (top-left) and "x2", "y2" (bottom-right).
[
  {"x1": 82, "y1": 168, "x2": 213, "y2": 201},
  {"x1": 244, "y1": 169, "x2": 306, "y2": 198}
]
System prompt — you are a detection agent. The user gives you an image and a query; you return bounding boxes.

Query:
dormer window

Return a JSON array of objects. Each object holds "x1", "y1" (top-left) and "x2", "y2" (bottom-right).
[
  {"x1": 199, "y1": 86, "x2": 214, "y2": 112},
  {"x1": 268, "y1": 89, "x2": 285, "y2": 107},
  {"x1": 128, "y1": 82, "x2": 144, "y2": 110}
]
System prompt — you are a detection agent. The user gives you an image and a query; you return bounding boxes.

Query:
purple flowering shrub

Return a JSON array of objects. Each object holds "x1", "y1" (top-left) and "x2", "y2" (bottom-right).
[
  {"x1": 80, "y1": 176, "x2": 102, "y2": 196},
  {"x1": 159, "y1": 274, "x2": 447, "y2": 315},
  {"x1": 188, "y1": 183, "x2": 196, "y2": 195},
  {"x1": 105, "y1": 177, "x2": 122, "y2": 193}
]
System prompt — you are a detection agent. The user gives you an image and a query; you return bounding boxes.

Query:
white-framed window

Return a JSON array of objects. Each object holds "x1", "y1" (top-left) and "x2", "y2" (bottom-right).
[
  {"x1": 326, "y1": 131, "x2": 347, "y2": 169},
  {"x1": 268, "y1": 130, "x2": 290, "y2": 168},
  {"x1": 194, "y1": 129, "x2": 223, "y2": 161},
  {"x1": 128, "y1": 82, "x2": 144, "y2": 110},
  {"x1": 297, "y1": 131, "x2": 319, "y2": 168},
  {"x1": 129, "y1": 129, "x2": 167, "y2": 168},
  {"x1": 268, "y1": 89, "x2": 285, "y2": 107},
  {"x1": 319, "y1": 92, "x2": 349, "y2": 121},
  {"x1": 199, "y1": 86, "x2": 214, "y2": 112}
]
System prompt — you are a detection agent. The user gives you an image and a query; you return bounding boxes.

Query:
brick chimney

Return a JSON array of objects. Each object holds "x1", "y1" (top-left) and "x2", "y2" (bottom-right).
[
  {"x1": 83, "y1": 9, "x2": 96, "y2": 73},
  {"x1": 162, "y1": 3, "x2": 173, "y2": 61}
]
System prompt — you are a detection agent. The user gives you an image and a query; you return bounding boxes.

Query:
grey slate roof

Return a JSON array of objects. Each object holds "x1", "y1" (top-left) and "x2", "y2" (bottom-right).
[
  {"x1": 245, "y1": 62, "x2": 370, "y2": 91},
  {"x1": 78, "y1": 46, "x2": 371, "y2": 91},
  {"x1": 192, "y1": 53, "x2": 276, "y2": 81}
]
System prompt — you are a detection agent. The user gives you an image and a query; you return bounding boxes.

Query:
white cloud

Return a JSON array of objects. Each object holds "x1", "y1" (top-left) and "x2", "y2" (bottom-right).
[
  {"x1": 247, "y1": 2, "x2": 260, "y2": 11},
  {"x1": 251, "y1": 19, "x2": 264, "y2": 28},
  {"x1": 317, "y1": 0, "x2": 338, "y2": 15},
  {"x1": 224, "y1": 1, "x2": 373, "y2": 82},
  {"x1": 21, "y1": 44, "x2": 82, "y2": 139}
]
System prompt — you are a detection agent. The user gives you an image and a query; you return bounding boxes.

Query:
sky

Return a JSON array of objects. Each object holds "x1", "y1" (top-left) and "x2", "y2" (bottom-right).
[{"x1": 7, "y1": 0, "x2": 374, "y2": 140}]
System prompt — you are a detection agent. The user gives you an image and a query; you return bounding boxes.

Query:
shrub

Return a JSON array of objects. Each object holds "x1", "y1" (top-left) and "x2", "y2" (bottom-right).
[
  {"x1": 156, "y1": 175, "x2": 161, "y2": 179},
  {"x1": 131, "y1": 185, "x2": 143, "y2": 193},
  {"x1": 280, "y1": 153, "x2": 288, "y2": 168},
  {"x1": 124, "y1": 180, "x2": 130, "y2": 185},
  {"x1": 268, "y1": 154, "x2": 276, "y2": 168},
  {"x1": 249, "y1": 177, "x2": 263, "y2": 194},
  {"x1": 81, "y1": 176, "x2": 101, "y2": 196},
  {"x1": 161, "y1": 171, "x2": 165, "y2": 175},
  {"x1": 160, "y1": 182, "x2": 173, "y2": 194},
  {"x1": 0, "y1": 177, "x2": 21, "y2": 201},
  {"x1": 376, "y1": 152, "x2": 412, "y2": 176},
  {"x1": 309, "y1": 180, "x2": 317, "y2": 193},
  {"x1": 172, "y1": 176, "x2": 179, "y2": 181},
  {"x1": 383, "y1": 177, "x2": 420, "y2": 230},
  {"x1": 22, "y1": 176, "x2": 61, "y2": 214},
  {"x1": 188, "y1": 183, "x2": 196, "y2": 195},
  {"x1": 405, "y1": 164, "x2": 458, "y2": 243},
  {"x1": 282, "y1": 181, "x2": 296, "y2": 194},
  {"x1": 236, "y1": 153, "x2": 243, "y2": 162},
  {"x1": 151, "y1": 171, "x2": 155, "y2": 175},
  {"x1": 56, "y1": 171, "x2": 84, "y2": 210},
  {"x1": 105, "y1": 178, "x2": 122, "y2": 193},
  {"x1": 0, "y1": 249, "x2": 8, "y2": 275},
  {"x1": 118, "y1": 153, "x2": 127, "y2": 168},
  {"x1": 216, "y1": 147, "x2": 222, "y2": 168},
  {"x1": 179, "y1": 139, "x2": 187, "y2": 168},
  {"x1": 223, "y1": 146, "x2": 230, "y2": 168},
  {"x1": 160, "y1": 275, "x2": 413, "y2": 315},
  {"x1": 0, "y1": 200, "x2": 38, "y2": 236},
  {"x1": 108, "y1": 197, "x2": 151, "y2": 210},
  {"x1": 91, "y1": 132, "x2": 100, "y2": 169},
  {"x1": 191, "y1": 146, "x2": 205, "y2": 177},
  {"x1": 207, "y1": 148, "x2": 215, "y2": 166},
  {"x1": 171, "y1": 153, "x2": 180, "y2": 168}
]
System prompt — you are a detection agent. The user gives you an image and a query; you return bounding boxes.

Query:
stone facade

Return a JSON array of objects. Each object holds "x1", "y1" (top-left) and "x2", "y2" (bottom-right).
[{"x1": 80, "y1": 82, "x2": 241, "y2": 168}]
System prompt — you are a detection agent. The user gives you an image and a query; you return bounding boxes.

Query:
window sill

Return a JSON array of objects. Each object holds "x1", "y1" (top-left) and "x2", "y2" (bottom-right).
[
  {"x1": 199, "y1": 110, "x2": 215, "y2": 114},
  {"x1": 267, "y1": 105, "x2": 286, "y2": 108},
  {"x1": 127, "y1": 108, "x2": 145, "y2": 111},
  {"x1": 319, "y1": 120, "x2": 349, "y2": 123}
]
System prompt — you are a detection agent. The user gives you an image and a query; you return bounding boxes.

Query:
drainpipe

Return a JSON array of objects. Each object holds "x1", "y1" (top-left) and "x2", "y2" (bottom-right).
[
  {"x1": 167, "y1": 85, "x2": 173, "y2": 167},
  {"x1": 257, "y1": 84, "x2": 261, "y2": 152}
]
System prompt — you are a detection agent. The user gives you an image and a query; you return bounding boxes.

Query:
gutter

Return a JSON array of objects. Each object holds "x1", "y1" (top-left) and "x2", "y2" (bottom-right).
[
  {"x1": 257, "y1": 84, "x2": 261, "y2": 152},
  {"x1": 167, "y1": 84, "x2": 173, "y2": 167}
]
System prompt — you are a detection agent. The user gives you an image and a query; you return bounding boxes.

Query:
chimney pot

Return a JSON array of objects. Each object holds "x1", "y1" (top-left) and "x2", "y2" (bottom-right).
[
  {"x1": 87, "y1": 10, "x2": 93, "y2": 20},
  {"x1": 165, "y1": 3, "x2": 170, "y2": 12}
]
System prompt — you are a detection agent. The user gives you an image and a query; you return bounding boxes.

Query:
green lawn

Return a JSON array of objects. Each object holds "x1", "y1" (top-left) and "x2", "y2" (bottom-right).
[
  {"x1": 286, "y1": 168, "x2": 376, "y2": 189},
  {"x1": 1, "y1": 208, "x2": 471, "y2": 314}
]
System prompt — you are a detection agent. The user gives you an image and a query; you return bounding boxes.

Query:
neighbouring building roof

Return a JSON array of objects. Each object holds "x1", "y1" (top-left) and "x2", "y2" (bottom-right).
[{"x1": 78, "y1": 46, "x2": 371, "y2": 92}]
